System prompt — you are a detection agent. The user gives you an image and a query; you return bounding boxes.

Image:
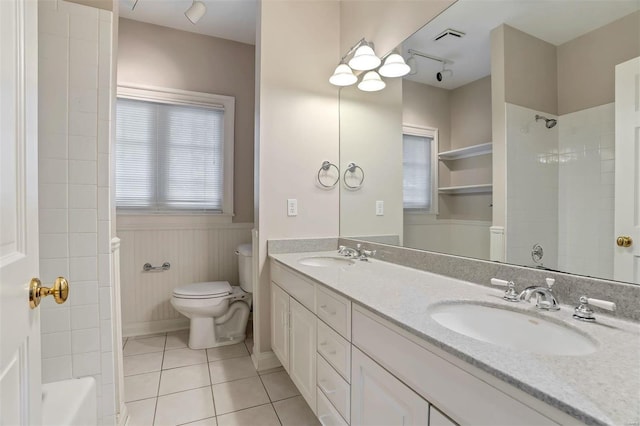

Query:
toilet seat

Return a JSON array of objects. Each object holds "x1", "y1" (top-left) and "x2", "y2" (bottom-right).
[{"x1": 173, "y1": 281, "x2": 232, "y2": 299}]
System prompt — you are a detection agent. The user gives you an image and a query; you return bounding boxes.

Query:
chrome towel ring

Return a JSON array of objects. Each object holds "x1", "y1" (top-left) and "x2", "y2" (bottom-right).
[
  {"x1": 317, "y1": 160, "x2": 340, "y2": 189},
  {"x1": 343, "y1": 162, "x2": 364, "y2": 190}
]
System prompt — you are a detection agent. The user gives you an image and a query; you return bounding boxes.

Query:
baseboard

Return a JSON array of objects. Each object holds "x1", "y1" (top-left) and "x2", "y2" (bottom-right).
[
  {"x1": 122, "y1": 318, "x2": 189, "y2": 337},
  {"x1": 251, "y1": 350, "x2": 282, "y2": 372},
  {"x1": 118, "y1": 403, "x2": 128, "y2": 426}
]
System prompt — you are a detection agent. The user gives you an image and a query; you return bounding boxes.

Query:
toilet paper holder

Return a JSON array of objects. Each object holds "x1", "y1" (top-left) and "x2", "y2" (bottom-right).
[{"x1": 143, "y1": 262, "x2": 171, "y2": 272}]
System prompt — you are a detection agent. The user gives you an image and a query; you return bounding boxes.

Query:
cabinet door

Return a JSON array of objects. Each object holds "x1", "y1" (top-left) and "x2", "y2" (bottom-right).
[
  {"x1": 271, "y1": 283, "x2": 290, "y2": 371},
  {"x1": 429, "y1": 407, "x2": 457, "y2": 426},
  {"x1": 351, "y1": 347, "x2": 429, "y2": 426},
  {"x1": 290, "y1": 299, "x2": 317, "y2": 414}
]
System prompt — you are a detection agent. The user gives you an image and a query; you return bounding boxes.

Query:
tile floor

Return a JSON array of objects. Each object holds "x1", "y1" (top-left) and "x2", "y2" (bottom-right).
[{"x1": 123, "y1": 332, "x2": 320, "y2": 426}]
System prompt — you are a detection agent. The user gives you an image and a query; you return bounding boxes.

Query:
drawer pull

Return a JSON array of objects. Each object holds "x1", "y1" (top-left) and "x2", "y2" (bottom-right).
[
  {"x1": 320, "y1": 304, "x2": 337, "y2": 315},
  {"x1": 318, "y1": 380, "x2": 336, "y2": 395}
]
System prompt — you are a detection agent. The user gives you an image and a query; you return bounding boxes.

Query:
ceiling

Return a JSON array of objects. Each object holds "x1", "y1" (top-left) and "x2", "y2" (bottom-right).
[
  {"x1": 118, "y1": 0, "x2": 257, "y2": 45},
  {"x1": 403, "y1": 0, "x2": 640, "y2": 89}
]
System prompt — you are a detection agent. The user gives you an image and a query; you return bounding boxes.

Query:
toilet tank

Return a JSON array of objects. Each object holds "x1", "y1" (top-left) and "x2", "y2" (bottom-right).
[{"x1": 236, "y1": 243, "x2": 253, "y2": 292}]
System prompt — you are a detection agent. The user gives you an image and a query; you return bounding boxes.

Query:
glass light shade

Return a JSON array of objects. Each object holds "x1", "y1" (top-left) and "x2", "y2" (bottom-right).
[
  {"x1": 358, "y1": 71, "x2": 386, "y2": 92},
  {"x1": 379, "y1": 53, "x2": 411, "y2": 78},
  {"x1": 185, "y1": 1, "x2": 206, "y2": 24},
  {"x1": 329, "y1": 64, "x2": 358, "y2": 86},
  {"x1": 348, "y1": 45, "x2": 381, "y2": 71}
]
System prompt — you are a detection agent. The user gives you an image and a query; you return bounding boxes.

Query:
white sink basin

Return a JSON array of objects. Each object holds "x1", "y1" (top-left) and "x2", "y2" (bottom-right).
[
  {"x1": 298, "y1": 256, "x2": 355, "y2": 267},
  {"x1": 430, "y1": 303, "x2": 597, "y2": 356}
]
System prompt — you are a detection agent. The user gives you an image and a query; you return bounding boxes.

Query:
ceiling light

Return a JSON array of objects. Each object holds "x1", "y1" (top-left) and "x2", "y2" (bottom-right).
[
  {"x1": 348, "y1": 44, "x2": 381, "y2": 71},
  {"x1": 379, "y1": 53, "x2": 411, "y2": 78},
  {"x1": 329, "y1": 63, "x2": 358, "y2": 87},
  {"x1": 358, "y1": 71, "x2": 386, "y2": 92},
  {"x1": 185, "y1": 0, "x2": 206, "y2": 24}
]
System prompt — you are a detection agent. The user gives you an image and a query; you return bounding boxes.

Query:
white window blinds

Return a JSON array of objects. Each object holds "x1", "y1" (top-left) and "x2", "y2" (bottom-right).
[
  {"x1": 403, "y1": 133, "x2": 433, "y2": 210},
  {"x1": 116, "y1": 98, "x2": 224, "y2": 211}
]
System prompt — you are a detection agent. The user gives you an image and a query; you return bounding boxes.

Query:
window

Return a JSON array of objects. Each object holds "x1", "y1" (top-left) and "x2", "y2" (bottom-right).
[
  {"x1": 403, "y1": 126, "x2": 438, "y2": 213},
  {"x1": 116, "y1": 86, "x2": 234, "y2": 214}
]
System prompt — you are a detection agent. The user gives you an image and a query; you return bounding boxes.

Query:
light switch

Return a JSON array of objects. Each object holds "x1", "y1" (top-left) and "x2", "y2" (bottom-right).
[
  {"x1": 287, "y1": 199, "x2": 298, "y2": 216},
  {"x1": 376, "y1": 200, "x2": 384, "y2": 216}
]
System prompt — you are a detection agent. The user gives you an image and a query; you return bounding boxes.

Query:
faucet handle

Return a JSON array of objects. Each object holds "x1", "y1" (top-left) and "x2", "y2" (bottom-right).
[
  {"x1": 573, "y1": 295, "x2": 616, "y2": 322},
  {"x1": 545, "y1": 278, "x2": 555, "y2": 289},
  {"x1": 490, "y1": 278, "x2": 519, "y2": 302}
]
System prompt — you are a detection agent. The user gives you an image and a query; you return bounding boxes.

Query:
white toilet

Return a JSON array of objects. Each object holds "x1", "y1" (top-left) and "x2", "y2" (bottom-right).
[{"x1": 170, "y1": 243, "x2": 253, "y2": 349}]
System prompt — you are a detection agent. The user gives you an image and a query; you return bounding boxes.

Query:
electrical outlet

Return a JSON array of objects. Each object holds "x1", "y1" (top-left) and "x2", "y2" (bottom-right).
[
  {"x1": 376, "y1": 200, "x2": 384, "y2": 216},
  {"x1": 287, "y1": 199, "x2": 298, "y2": 216}
]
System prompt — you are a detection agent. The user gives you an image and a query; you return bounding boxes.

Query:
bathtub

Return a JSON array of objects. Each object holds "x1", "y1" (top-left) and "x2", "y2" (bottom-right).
[{"x1": 42, "y1": 377, "x2": 97, "y2": 426}]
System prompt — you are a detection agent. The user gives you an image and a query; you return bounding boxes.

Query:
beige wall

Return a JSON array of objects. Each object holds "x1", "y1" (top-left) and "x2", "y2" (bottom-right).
[
  {"x1": 66, "y1": 0, "x2": 112, "y2": 11},
  {"x1": 450, "y1": 76, "x2": 492, "y2": 149},
  {"x1": 255, "y1": 1, "x2": 341, "y2": 361},
  {"x1": 503, "y1": 25, "x2": 558, "y2": 115},
  {"x1": 117, "y1": 18, "x2": 255, "y2": 223},
  {"x1": 558, "y1": 11, "x2": 640, "y2": 115},
  {"x1": 340, "y1": 0, "x2": 454, "y2": 56}
]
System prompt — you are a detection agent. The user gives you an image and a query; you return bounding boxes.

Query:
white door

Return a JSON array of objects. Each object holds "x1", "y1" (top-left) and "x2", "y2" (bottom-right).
[
  {"x1": 351, "y1": 347, "x2": 429, "y2": 426},
  {"x1": 289, "y1": 299, "x2": 316, "y2": 414},
  {"x1": 614, "y1": 57, "x2": 640, "y2": 283},
  {"x1": 270, "y1": 283, "x2": 289, "y2": 371},
  {"x1": 0, "y1": 0, "x2": 41, "y2": 423}
]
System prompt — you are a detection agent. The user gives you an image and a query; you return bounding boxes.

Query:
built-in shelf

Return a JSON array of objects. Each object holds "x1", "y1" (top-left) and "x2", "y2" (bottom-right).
[
  {"x1": 438, "y1": 142, "x2": 492, "y2": 160},
  {"x1": 438, "y1": 184, "x2": 493, "y2": 194}
]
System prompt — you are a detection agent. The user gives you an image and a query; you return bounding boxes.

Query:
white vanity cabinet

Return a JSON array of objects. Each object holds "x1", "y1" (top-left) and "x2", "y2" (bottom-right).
[
  {"x1": 290, "y1": 298, "x2": 317, "y2": 409},
  {"x1": 270, "y1": 282, "x2": 289, "y2": 370}
]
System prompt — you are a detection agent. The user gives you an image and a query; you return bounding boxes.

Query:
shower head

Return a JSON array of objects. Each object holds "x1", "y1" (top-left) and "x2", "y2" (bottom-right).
[{"x1": 535, "y1": 114, "x2": 557, "y2": 129}]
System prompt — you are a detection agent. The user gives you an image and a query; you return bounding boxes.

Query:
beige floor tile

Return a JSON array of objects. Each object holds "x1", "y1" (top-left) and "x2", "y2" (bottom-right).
[
  {"x1": 209, "y1": 356, "x2": 257, "y2": 384},
  {"x1": 159, "y1": 364, "x2": 211, "y2": 395},
  {"x1": 165, "y1": 331, "x2": 189, "y2": 350},
  {"x1": 124, "y1": 335, "x2": 167, "y2": 356},
  {"x1": 211, "y1": 376, "x2": 269, "y2": 415},
  {"x1": 124, "y1": 371, "x2": 160, "y2": 402},
  {"x1": 260, "y1": 370, "x2": 299, "y2": 402},
  {"x1": 273, "y1": 396, "x2": 320, "y2": 426},
  {"x1": 258, "y1": 366, "x2": 284, "y2": 376},
  {"x1": 162, "y1": 347, "x2": 207, "y2": 370},
  {"x1": 154, "y1": 387, "x2": 215, "y2": 426},
  {"x1": 216, "y1": 403, "x2": 280, "y2": 426},
  {"x1": 124, "y1": 352, "x2": 164, "y2": 376},
  {"x1": 180, "y1": 417, "x2": 217, "y2": 426},
  {"x1": 127, "y1": 397, "x2": 157, "y2": 426},
  {"x1": 244, "y1": 338, "x2": 254, "y2": 355},
  {"x1": 206, "y1": 343, "x2": 248, "y2": 362}
]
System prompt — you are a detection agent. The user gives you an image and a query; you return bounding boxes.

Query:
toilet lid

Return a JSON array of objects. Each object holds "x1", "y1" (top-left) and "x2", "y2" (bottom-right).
[{"x1": 173, "y1": 281, "x2": 232, "y2": 298}]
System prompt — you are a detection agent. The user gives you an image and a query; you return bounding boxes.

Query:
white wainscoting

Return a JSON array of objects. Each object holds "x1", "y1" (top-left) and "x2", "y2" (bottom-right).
[{"x1": 117, "y1": 214, "x2": 253, "y2": 336}]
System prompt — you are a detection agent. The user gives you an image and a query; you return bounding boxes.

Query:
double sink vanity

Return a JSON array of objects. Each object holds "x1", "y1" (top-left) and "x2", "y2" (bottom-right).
[{"x1": 268, "y1": 241, "x2": 640, "y2": 426}]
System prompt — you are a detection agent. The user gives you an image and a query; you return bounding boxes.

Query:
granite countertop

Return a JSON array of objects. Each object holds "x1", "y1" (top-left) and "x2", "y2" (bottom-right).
[{"x1": 269, "y1": 251, "x2": 640, "y2": 426}]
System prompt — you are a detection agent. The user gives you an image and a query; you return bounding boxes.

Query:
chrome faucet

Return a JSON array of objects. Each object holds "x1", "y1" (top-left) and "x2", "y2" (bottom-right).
[
  {"x1": 337, "y1": 244, "x2": 376, "y2": 261},
  {"x1": 518, "y1": 278, "x2": 560, "y2": 311},
  {"x1": 338, "y1": 245, "x2": 358, "y2": 257}
]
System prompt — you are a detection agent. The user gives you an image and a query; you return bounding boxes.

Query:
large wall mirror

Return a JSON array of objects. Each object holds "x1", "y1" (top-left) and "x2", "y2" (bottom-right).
[{"x1": 339, "y1": 0, "x2": 640, "y2": 284}]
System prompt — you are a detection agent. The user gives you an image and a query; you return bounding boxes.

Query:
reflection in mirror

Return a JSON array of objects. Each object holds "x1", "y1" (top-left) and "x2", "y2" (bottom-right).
[{"x1": 339, "y1": 0, "x2": 640, "y2": 284}]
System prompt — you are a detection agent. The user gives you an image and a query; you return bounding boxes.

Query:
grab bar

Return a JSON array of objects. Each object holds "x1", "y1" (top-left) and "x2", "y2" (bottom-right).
[{"x1": 143, "y1": 262, "x2": 171, "y2": 272}]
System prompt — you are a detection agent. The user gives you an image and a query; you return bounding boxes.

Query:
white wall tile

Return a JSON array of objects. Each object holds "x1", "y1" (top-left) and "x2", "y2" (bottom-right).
[
  {"x1": 70, "y1": 11, "x2": 98, "y2": 41},
  {"x1": 70, "y1": 233, "x2": 97, "y2": 257},
  {"x1": 98, "y1": 253, "x2": 111, "y2": 286},
  {"x1": 98, "y1": 220, "x2": 111, "y2": 254},
  {"x1": 97, "y1": 153, "x2": 109, "y2": 187},
  {"x1": 40, "y1": 209, "x2": 68, "y2": 234},
  {"x1": 39, "y1": 33, "x2": 68, "y2": 60},
  {"x1": 39, "y1": 258, "x2": 69, "y2": 284},
  {"x1": 99, "y1": 287, "x2": 112, "y2": 320},
  {"x1": 40, "y1": 233, "x2": 69, "y2": 259},
  {"x1": 69, "y1": 184, "x2": 97, "y2": 209},
  {"x1": 97, "y1": 188, "x2": 109, "y2": 220},
  {"x1": 100, "y1": 319, "x2": 113, "y2": 352},
  {"x1": 41, "y1": 307, "x2": 71, "y2": 333},
  {"x1": 72, "y1": 350, "x2": 101, "y2": 376},
  {"x1": 70, "y1": 88, "x2": 98, "y2": 114},
  {"x1": 71, "y1": 304, "x2": 100, "y2": 330},
  {"x1": 70, "y1": 37, "x2": 98, "y2": 67},
  {"x1": 70, "y1": 281, "x2": 99, "y2": 306},
  {"x1": 42, "y1": 331, "x2": 72, "y2": 358},
  {"x1": 39, "y1": 184, "x2": 67, "y2": 209},
  {"x1": 69, "y1": 209, "x2": 98, "y2": 233},
  {"x1": 101, "y1": 352, "x2": 115, "y2": 385},
  {"x1": 69, "y1": 111, "x2": 98, "y2": 138},
  {"x1": 70, "y1": 256, "x2": 98, "y2": 281},
  {"x1": 101, "y1": 383, "x2": 116, "y2": 417},
  {"x1": 40, "y1": 158, "x2": 68, "y2": 184},
  {"x1": 39, "y1": 133, "x2": 68, "y2": 159},
  {"x1": 42, "y1": 355, "x2": 73, "y2": 383},
  {"x1": 39, "y1": 8, "x2": 69, "y2": 37},
  {"x1": 97, "y1": 120, "x2": 110, "y2": 154},
  {"x1": 72, "y1": 328, "x2": 101, "y2": 353},
  {"x1": 69, "y1": 135, "x2": 97, "y2": 161}
]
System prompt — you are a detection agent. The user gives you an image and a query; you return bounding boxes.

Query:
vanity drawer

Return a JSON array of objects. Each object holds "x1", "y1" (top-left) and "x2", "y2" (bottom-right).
[
  {"x1": 317, "y1": 354, "x2": 350, "y2": 422},
  {"x1": 271, "y1": 260, "x2": 315, "y2": 312},
  {"x1": 317, "y1": 319, "x2": 351, "y2": 382},
  {"x1": 317, "y1": 387, "x2": 349, "y2": 426},
  {"x1": 316, "y1": 285, "x2": 351, "y2": 340}
]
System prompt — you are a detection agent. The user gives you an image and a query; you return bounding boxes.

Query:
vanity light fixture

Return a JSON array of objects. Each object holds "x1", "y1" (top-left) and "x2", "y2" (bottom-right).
[
  {"x1": 378, "y1": 52, "x2": 411, "y2": 78},
  {"x1": 358, "y1": 71, "x2": 386, "y2": 92},
  {"x1": 185, "y1": 0, "x2": 207, "y2": 24},
  {"x1": 349, "y1": 43, "x2": 381, "y2": 71}
]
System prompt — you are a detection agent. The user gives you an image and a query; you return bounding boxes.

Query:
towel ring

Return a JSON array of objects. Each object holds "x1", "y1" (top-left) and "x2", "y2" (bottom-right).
[
  {"x1": 343, "y1": 162, "x2": 365, "y2": 190},
  {"x1": 317, "y1": 161, "x2": 340, "y2": 188}
]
